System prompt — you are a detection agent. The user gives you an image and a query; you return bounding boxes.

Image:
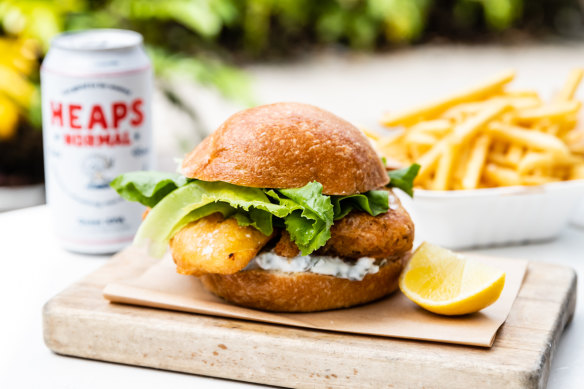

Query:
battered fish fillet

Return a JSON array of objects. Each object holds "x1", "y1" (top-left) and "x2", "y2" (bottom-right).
[
  {"x1": 274, "y1": 191, "x2": 414, "y2": 259},
  {"x1": 273, "y1": 230, "x2": 300, "y2": 258},
  {"x1": 170, "y1": 213, "x2": 273, "y2": 276}
]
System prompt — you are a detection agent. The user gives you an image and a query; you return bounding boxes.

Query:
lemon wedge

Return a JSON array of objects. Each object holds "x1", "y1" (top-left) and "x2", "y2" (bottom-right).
[{"x1": 399, "y1": 242, "x2": 506, "y2": 316}]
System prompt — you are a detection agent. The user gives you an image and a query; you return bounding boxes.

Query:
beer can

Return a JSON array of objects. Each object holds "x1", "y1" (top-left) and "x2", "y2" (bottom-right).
[{"x1": 41, "y1": 29, "x2": 153, "y2": 254}]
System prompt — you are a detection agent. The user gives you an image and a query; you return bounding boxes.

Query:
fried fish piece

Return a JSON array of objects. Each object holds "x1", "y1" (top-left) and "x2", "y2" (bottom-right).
[
  {"x1": 274, "y1": 190, "x2": 414, "y2": 260},
  {"x1": 170, "y1": 213, "x2": 273, "y2": 276},
  {"x1": 320, "y1": 193, "x2": 414, "y2": 259},
  {"x1": 273, "y1": 230, "x2": 300, "y2": 258}
]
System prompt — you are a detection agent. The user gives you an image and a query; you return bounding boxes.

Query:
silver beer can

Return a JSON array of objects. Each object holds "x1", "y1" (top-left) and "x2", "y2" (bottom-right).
[{"x1": 41, "y1": 29, "x2": 153, "y2": 254}]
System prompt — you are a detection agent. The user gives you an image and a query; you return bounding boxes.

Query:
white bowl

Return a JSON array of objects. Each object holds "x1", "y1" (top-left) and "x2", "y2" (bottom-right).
[
  {"x1": 572, "y1": 198, "x2": 584, "y2": 228},
  {"x1": 397, "y1": 180, "x2": 584, "y2": 249}
]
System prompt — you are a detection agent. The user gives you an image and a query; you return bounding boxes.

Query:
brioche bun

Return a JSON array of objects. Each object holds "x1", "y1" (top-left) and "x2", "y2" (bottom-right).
[
  {"x1": 199, "y1": 255, "x2": 405, "y2": 312},
  {"x1": 181, "y1": 102, "x2": 388, "y2": 195}
]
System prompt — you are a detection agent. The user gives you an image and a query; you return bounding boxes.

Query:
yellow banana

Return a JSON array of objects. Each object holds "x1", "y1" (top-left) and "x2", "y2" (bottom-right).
[
  {"x1": 0, "y1": 93, "x2": 19, "y2": 140},
  {"x1": 0, "y1": 64, "x2": 36, "y2": 108}
]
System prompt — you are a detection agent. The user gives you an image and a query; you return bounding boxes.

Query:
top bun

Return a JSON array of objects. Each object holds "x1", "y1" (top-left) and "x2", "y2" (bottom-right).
[{"x1": 181, "y1": 102, "x2": 388, "y2": 195}]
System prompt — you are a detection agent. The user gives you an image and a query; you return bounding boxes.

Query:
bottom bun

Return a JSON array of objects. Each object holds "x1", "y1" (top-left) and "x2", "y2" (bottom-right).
[{"x1": 199, "y1": 254, "x2": 406, "y2": 312}]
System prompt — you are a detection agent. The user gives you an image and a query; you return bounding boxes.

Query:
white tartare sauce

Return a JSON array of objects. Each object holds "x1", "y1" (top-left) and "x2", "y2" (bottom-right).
[{"x1": 246, "y1": 252, "x2": 382, "y2": 281}]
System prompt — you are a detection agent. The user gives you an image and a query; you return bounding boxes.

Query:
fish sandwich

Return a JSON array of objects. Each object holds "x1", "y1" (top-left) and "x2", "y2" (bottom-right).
[{"x1": 112, "y1": 102, "x2": 418, "y2": 312}]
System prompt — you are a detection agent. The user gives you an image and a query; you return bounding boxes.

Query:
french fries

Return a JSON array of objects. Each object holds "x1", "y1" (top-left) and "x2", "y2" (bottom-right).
[
  {"x1": 380, "y1": 70, "x2": 515, "y2": 127},
  {"x1": 376, "y1": 69, "x2": 584, "y2": 190},
  {"x1": 556, "y1": 69, "x2": 584, "y2": 101},
  {"x1": 462, "y1": 135, "x2": 491, "y2": 189},
  {"x1": 487, "y1": 122, "x2": 570, "y2": 155}
]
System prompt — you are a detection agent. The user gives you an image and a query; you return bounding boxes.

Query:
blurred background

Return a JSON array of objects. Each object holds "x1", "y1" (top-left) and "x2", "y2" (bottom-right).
[{"x1": 1, "y1": 0, "x2": 584, "y2": 210}]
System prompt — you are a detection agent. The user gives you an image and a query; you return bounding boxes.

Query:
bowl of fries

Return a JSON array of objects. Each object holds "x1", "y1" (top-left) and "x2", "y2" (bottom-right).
[
  {"x1": 373, "y1": 69, "x2": 584, "y2": 248},
  {"x1": 571, "y1": 199, "x2": 584, "y2": 228}
]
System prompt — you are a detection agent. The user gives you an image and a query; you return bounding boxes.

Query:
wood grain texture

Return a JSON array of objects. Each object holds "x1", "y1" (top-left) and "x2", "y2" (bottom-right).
[{"x1": 43, "y1": 249, "x2": 576, "y2": 389}]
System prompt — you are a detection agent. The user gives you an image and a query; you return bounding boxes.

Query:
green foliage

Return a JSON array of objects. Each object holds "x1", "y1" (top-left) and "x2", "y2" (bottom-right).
[
  {"x1": 147, "y1": 47, "x2": 255, "y2": 106},
  {"x1": 479, "y1": 0, "x2": 522, "y2": 31},
  {"x1": 109, "y1": 0, "x2": 239, "y2": 38},
  {"x1": 0, "y1": 0, "x2": 85, "y2": 51},
  {"x1": 3, "y1": 0, "x2": 580, "y2": 61}
]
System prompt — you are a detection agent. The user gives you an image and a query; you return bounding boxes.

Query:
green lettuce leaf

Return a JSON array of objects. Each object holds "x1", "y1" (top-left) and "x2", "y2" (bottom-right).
[
  {"x1": 232, "y1": 208, "x2": 274, "y2": 236},
  {"x1": 331, "y1": 190, "x2": 389, "y2": 220},
  {"x1": 133, "y1": 179, "x2": 335, "y2": 257},
  {"x1": 110, "y1": 171, "x2": 188, "y2": 208},
  {"x1": 113, "y1": 168, "x2": 417, "y2": 258},
  {"x1": 278, "y1": 183, "x2": 334, "y2": 223},
  {"x1": 167, "y1": 202, "x2": 236, "y2": 240},
  {"x1": 269, "y1": 182, "x2": 334, "y2": 255},
  {"x1": 387, "y1": 163, "x2": 420, "y2": 197},
  {"x1": 136, "y1": 181, "x2": 290, "y2": 257}
]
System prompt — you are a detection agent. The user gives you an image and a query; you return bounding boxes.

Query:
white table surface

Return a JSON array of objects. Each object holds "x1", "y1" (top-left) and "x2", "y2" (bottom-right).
[{"x1": 0, "y1": 205, "x2": 582, "y2": 388}]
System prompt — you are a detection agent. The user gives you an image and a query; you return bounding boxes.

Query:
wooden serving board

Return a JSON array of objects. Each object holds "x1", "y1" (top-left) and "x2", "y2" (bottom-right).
[{"x1": 43, "y1": 251, "x2": 576, "y2": 389}]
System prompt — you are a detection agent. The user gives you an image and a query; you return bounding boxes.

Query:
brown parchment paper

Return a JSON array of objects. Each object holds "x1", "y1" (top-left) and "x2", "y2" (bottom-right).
[{"x1": 103, "y1": 252, "x2": 527, "y2": 347}]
